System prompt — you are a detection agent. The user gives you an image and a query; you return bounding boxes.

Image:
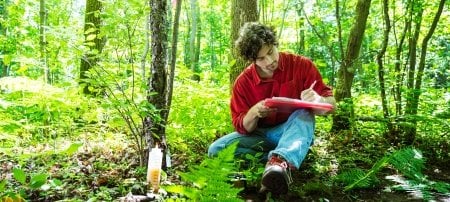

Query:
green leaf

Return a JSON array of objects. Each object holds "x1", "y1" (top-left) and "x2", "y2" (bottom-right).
[
  {"x1": 84, "y1": 27, "x2": 97, "y2": 34},
  {"x1": 0, "y1": 179, "x2": 6, "y2": 192},
  {"x1": 30, "y1": 173, "x2": 48, "y2": 189},
  {"x1": 51, "y1": 178, "x2": 63, "y2": 186},
  {"x1": 13, "y1": 168, "x2": 26, "y2": 184},
  {"x1": 64, "y1": 143, "x2": 83, "y2": 155},
  {"x1": 86, "y1": 34, "x2": 97, "y2": 41}
]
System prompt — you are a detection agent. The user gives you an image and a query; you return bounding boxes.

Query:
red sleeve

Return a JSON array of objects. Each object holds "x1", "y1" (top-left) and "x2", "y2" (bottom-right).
[
  {"x1": 298, "y1": 57, "x2": 333, "y2": 97},
  {"x1": 230, "y1": 79, "x2": 250, "y2": 135}
]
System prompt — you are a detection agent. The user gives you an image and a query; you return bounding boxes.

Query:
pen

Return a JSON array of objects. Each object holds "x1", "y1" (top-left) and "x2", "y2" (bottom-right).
[{"x1": 309, "y1": 80, "x2": 317, "y2": 90}]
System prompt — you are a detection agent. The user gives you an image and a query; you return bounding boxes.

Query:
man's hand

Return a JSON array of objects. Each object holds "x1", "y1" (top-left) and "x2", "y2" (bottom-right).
[
  {"x1": 243, "y1": 100, "x2": 277, "y2": 133},
  {"x1": 301, "y1": 81, "x2": 336, "y2": 115},
  {"x1": 249, "y1": 100, "x2": 277, "y2": 118},
  {"x1": 300, "y1": 86, "x2": 323, "y2": 103}
]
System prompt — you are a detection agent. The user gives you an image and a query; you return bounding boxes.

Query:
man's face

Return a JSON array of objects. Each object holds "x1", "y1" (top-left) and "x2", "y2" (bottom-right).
[{"x1": 255, "y1": 45, "x2": 279, "y2": 77}]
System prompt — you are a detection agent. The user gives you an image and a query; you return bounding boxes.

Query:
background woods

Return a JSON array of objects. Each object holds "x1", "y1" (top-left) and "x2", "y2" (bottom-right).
[{"x1": 0, "y1": 0, "x2": 449, "y2": 201}]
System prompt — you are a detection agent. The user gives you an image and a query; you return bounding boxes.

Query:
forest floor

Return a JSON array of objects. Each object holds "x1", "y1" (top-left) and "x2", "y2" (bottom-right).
[
  {"x1": 1, "y1": 131, "x2": 449, "y2": 201},
  {"x1": 238, "y1": 163, "x2": 450, "y2": 202}
]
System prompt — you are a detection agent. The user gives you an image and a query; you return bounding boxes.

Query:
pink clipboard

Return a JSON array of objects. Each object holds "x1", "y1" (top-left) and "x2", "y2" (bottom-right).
[{"x1": 264, "y1": 97, "x2": 333, "y2": 112}]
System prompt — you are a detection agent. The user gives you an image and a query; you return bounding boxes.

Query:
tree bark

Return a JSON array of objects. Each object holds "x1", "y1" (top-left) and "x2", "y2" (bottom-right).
[
  {"x1": 410, "y1": 0, "x2": 445, "y2": 115},
  {"x1": 376, "y1": 0, "x2": 392, "y2": 133},
  {"x1": 167, "y1": 0, "x2": 182, "y2": 113},
  {"x1": 140, "y1": 10, "x2": 150, "y2": 84},
  {"x1": 295, "y1": 2, "x2": 305, "y2": 54},
  {"x1": 393, "y1": 0, "x2": 410, "y2": 117},
  {"x1": 230, "y1": 0, "x2": 258, "y2": 85},
  {"x1": 402, "y1": 0, "x2": 445, "y2": 143},
  {"x1": 331, "y1": 0, "x2": 372, "y2": 132},
  {"x1": 189, "y1": 0, "x2": 198, "y2": 78},
  {"x1": 145, "y1": 0, "x2": 169, "y2": 169},
  {"x1": 79, "y1": 0, "x2": 104, "y2": 95}
]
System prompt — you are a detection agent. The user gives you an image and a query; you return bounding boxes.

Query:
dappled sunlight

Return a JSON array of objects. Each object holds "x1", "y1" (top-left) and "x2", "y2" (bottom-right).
[{"x1": 0, "y1": 76, "x2": 64, "y2": 94}]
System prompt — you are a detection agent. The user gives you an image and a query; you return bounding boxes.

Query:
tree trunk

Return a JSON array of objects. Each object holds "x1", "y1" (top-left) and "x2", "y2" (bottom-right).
[
  {"x1": 79, "y1": 0, "x2": 104, "y2": 95},
  {"x1": 393, "y1": 0, "x2": 410, "y2": 117},
  {"x1": 0, "y1": 0, "x2": 8, "y2": 78},
  {"x1": 230, "y1": 0, "x2": 258, "y2": 85},
  {"x1": 402, "y1": 0, "x2": 445, "y2": 144},
  {"x1": 140, "y1": 10, "x2": 150, "y2": 84},
  {"x1": 39, "y1": 0, "x2": 49, "y2": 84},
  {"x1": 277, "y1": 0, "x2": 289, "y2": 39},
  {"x1": 194, "y1": 10, "x2": 201, "y2": 78},
  {"x1": 376, "y1": 0, "x2": 393, "y2": 134},
  {"x1": 167, "y1": 0, "x2": 182, "y2": 114},
  {"x1": 331, "y1": 0, "x2": 372, "y2": 132},
  {"x1": 189, "y1": 0, "x2": 199, "y2": 79},
  {"x1": 295, "y1": 2, "x2": 305, "y2": 54},
  {"x1": 145, "y1": 0, "x2": 169, "y2": 169}
]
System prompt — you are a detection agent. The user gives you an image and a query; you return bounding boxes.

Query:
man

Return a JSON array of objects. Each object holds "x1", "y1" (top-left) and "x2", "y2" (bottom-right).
[{"x1": 208, "y1": 22, "x2": 336, "y2": 195}]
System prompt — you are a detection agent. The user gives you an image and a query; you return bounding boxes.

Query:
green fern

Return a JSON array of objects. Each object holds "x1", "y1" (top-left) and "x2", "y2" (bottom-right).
[
  {"x1": 335, "y1": 148, "x2": 450, "y2": 200},
  {"x1": 337, "y1": 156, "x2": 389, "y2": 191},
  {"x1": 388, "y1": 147, "x2": 425, "y2": 181},
  {"x1": 165, "y1": 142, "x2": 243, "y2": 201}
]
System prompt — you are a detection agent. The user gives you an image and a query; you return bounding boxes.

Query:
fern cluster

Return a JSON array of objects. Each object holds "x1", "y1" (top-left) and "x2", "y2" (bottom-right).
[
  {"x1": 164, "y1": 142, "x2": 243, "y2": 201},
  {"x1": 335, "y1": 148, "x2": 450, "y2": 200}
]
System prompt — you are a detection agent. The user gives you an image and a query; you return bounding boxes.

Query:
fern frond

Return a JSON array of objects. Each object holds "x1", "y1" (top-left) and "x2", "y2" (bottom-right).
[
  {"x1": 335, "y1": 156, "x2": 389, "y2": 191},
  {"x1": 164, "y1": 142, "x2": 243, "y2": 200},
  {"x1": 388, "y1": 148, "x2": 425, "y2": 181}
]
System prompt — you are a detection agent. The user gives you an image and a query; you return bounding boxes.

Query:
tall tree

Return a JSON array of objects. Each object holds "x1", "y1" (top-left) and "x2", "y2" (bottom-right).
[
  {"x1": 392, "y1": 0, "x2": 411, "y2": 117},
  {"x1": 140, "y1": 5, "x2": 151, "y2": 84},
  {"x1": 79, "y1": 0, "x2": 104, "y2": 95},
  {"x1": 167, "y1": 0, "x2": 182, "y2": 111},
  {"x1": 188, "y1": 0, "x2": 200, "y2": 80},
  {"x1": 230, "y1": 0, "x2": 258, "y2": 84},
  {"x1": 39, "y1": 0, "x2": 49, "y2": 83},
  {"x1": 331, "y1": 0, "x2": 372, "y2": 132},
  {"x1": 376, "y1": 0, "x2": 392, "y2": 133},
  {"x1": 0, "y1": 0, "x2": 8, "y2": 77},
  {"x1": 401, "y1": 0, "x2": 446, "y2": 143},
  {"x1": 294, "y1": 1, "x2": 305, "y2": 54},
  {"x1": 144, "y1": 0, "x2": 169, "y2": 168}
]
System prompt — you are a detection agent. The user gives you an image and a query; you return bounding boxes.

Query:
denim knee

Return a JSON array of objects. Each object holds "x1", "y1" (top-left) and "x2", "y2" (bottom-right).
[{"x1": 208, "y1": 141, "x2": 223, "y2": 157}]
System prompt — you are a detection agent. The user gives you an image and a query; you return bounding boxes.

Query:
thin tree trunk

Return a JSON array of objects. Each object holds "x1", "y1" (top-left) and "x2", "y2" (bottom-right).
[
  {"x1": 189, "y1": 0, "x2": 198, "y2": 78},
  {"x1": 295, "y1": 2, "x2": 305, "y2": 54},
  {"x1": 303, "y1": 7, "x2": 339, "y2": 70},
  {"x1": 278, "y1": 0, "x2": 289, "y2": 39},
  {"x1": 0, "y1": 0, "x2": 8, "y2": 78},
  {"x1": 331, "y1": 0, "x2": 372, "y2": 132},
  {"x1": 39, "y1": 0, "x2": 49, "y2": 84},
  {"x1": 402, "y1": 0, "x2": 445, "y2": 143},
  {"x1": 405, "y1": 5, "x2": 423, "y2": 115},
  {"x1": 393, "y1": 0, "x2": 410, "y2": 117},
  {"x1": 335, "y1": 0, "x2": 344, "y2": 59},
  {"x1": 140, "y1": 12, "x2": 150, "y2": 84},
  {"x1": 376, "y1": 0, "x2": 392, "y2": 132},
  {"x1": 410, "y1": 0, "x2": 445, "y2": 115},
  {"x1": 193, "y1": 4, "x2": 201, "y2": 80},
  {"x1": 167, "y1": 0, "x2": 182, "y2": 118}
]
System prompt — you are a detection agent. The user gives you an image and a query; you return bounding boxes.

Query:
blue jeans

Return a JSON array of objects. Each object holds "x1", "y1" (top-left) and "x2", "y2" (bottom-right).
[{"x1": 208, "y1": 109, "x2": 315, "y2": 169}]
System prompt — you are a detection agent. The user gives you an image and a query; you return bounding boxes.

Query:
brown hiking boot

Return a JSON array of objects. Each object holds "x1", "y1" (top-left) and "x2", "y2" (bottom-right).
[{"x1": 260, "y1": 155, "x2": 294, "y2": 195}]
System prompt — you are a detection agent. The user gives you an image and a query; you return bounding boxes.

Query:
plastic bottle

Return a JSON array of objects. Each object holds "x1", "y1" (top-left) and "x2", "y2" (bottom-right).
[{"x1": 147, "y1": 145, "x2": 163, "y2": 193}]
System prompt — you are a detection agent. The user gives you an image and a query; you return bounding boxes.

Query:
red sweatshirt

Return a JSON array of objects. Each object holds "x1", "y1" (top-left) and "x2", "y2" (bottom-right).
[{"x1": 231, "y1": 52, "x2": 333, "y2": 134}]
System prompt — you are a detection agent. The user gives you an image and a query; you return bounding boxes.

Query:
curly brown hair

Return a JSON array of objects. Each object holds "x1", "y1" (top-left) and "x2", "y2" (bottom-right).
[{"x1": 235, "y1": 22, "x2": 278, "y2": 61}]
